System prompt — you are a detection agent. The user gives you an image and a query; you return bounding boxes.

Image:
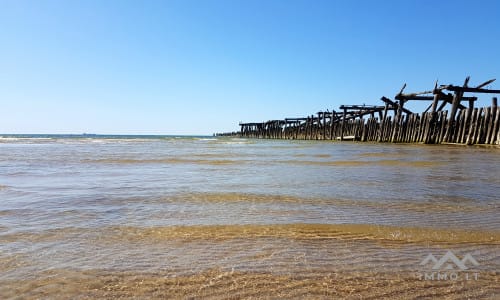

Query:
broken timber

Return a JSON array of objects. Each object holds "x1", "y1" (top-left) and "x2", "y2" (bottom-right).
[{"x1": 217, "y1": 77, "x2": 500, "y2": 146}]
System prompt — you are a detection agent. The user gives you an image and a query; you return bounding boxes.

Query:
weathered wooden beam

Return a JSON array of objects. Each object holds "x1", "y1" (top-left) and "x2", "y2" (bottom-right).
[
  {"x1": 443, "y1": 86, "x2": 500, "y2": 94},
  {"x1": 284, "y1": 118, "x2": 309, "y2": 122},
  {"x1": 446, "y1": 77, "x2": 470, "y2": 142},
  {"x1": 239, "y1": 122, "x2": 264, "y2": 126},
  {"x1": 339, "y1": 105, "x2": 385, "y2": 110},
  {"x1": 396, "y1": 95, "x2": 477, "y2": 101},
  {"x1": 395, "y1": 91, "x2": 434, "y2": 101},
  {"x1": 316, "y1": 111, "x2": 336, "y2": 117},
  {"x1": 475, "y1": 78, "x2": 496, "y2": 89},
  {"x1": 397, "y1": 95, "x2": 433, "y2": 101},
  {"x1": 437, "y1": 100, "x2": 448, "y2": 111},
  {"x1": 430, "y1": 92, "x2": 440, "y2": 114},
  {"x1": 264, "y1": 120, "x2": 285, "y2": 125},
  {"x1": 380, "y1": 97, "x2": 413, "y2": 114},
  {"x1": 398, "y1": 83, "x2": 407, "y2": 95},
  {"x1": 449, "y1": 76, "x2": 470, "y2": 123},
  {"x1": 341, "y1": 110, "x2": 379, "y2": 120}
]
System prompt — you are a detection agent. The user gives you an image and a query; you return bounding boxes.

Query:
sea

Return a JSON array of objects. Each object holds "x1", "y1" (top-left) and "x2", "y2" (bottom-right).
[{"x1": 0, "y1": 134, "x2": 499, "y2": 299}]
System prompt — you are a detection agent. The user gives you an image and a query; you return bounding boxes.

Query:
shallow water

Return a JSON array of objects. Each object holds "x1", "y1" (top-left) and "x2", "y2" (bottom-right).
[{"x1": 0, "y1": 135, "x2": 499, "y2": 298}]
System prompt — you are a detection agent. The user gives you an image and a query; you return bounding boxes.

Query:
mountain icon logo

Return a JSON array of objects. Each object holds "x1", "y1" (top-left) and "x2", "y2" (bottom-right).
[{"x1": 420, "y1": 250, "x2": 479, "y2": 271}]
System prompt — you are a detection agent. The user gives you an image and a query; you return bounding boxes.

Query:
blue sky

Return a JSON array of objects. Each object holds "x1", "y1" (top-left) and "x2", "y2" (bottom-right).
[{"x1": 1, "y1": 0, "x2": 500, "y2": 135}]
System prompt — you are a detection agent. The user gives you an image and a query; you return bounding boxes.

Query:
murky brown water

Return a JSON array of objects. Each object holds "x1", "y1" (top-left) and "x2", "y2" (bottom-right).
[{"x1": 0, "y1": 135, "x2": 499, "y2": 299}]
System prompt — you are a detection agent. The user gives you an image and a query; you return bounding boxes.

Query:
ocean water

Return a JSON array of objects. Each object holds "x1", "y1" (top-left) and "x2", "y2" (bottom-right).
[{"x1": 0, "y1": 135, "x2": 499, "y2": 299}]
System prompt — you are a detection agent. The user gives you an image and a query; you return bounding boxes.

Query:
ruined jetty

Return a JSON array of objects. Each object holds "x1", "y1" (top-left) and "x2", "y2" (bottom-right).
[{"x1": 217, "y1": 77, "x2": 500, "y2": 145}]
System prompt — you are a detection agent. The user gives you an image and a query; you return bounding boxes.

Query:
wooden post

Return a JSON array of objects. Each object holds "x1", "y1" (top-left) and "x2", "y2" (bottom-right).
[
  {"x1": 447, "y1": 92, "x2": 461, "y2": 142},
  {"x1": 378, "y1": 103, "x2": 388, "y2": 142},
  {"x1": 275, "y1": 121, "x2": 278, "y2": 139},
  {"x1": 305, "y1": 117, "x2": 310, "y2": 140},
  {"x1": 437, "y1": 111, "x2": 447, "y2": 144},
  {"x1": 287, "y1": 122, "x2": 290, "y2": 139},
  {"x1": 316, "y1": 113, "x2": 321, "y2": 140},
  {"x1": 308, "y1": 115, "x2": 313, "y2": 140},
  {"x1": 361, "y1": 118, "x2": 367, "y2": 142},
  {"x1": 397, "y1": 100, "x2": 404, "y2": 121},
  {"x1": 494, "y1": 107, "x2": 500, "y2": 144},
  {"x1": 474, "y1": 108, "x2": 484, "y2": 144},
  {"x1": 292, "y1": 121, "x2": 296, "y2": 140},
  {"x1": 430, "y1": 93, "x2": 439, "y2": 114},
  {"x1": 488, "y1": 98, "x2": 498, "y2": 144},
  {"x1": 391, "y1": 104, "x2": 401, "y2": 143},
  {"x1": 416, "y1": 113, "x2": 425, "y2": 142},
  {"x1": 386, "y1": 116, "x2": 392, "y2": 142},
  {"x1": 458, "y1": 109, "x2": 467, "y2": 143},
  {"x1": 450, "y1": 77, "x2": 469, "y2": 121},
  {"x1": 466, "y1": 108, "x2": 478, "y2": 145},
  {"x1": 482, "y1": 107, "x2": 491, "y2": 144},
  {"x1": 446, "y1": 77, "x2": 470, "y2": 142},
  {"x1": 426, "y1": 113, "x2": 433, "y2": 143},
  {"x1": 323, "y1": 112, "x2": 327, "y2": 140},
  {"x1": 329, "y1": 111, "x2": 334, "y2": 140},
  {"x1": 412, "y1": 113, "x2": 419, "y2": 142},
  {"x1": 405, "y1": 114, "x2": 413, "y2": 142},
  {"x1": 311, "y1": 115, "x2": 316, "y2": 140},
  {"x1": 340, "y1": 108, "x2": 346, "y2": 141},
  {"x1": 492, "y1": 97, "x2": 498, "y2": 140}
]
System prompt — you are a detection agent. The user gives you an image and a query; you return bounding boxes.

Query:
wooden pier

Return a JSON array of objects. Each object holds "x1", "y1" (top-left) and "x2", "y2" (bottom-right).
[{"x1": 217, "y1": 77, "x2": 500, "y2": 145}]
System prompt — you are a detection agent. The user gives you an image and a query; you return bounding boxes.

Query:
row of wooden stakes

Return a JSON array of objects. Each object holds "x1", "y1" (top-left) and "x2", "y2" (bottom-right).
[
  {"x1": 229, "y1": 105, "x2": 499, "y2": 145},
  {"x1": 216, "y1": 78, "x2": 500, "y2": 145}
]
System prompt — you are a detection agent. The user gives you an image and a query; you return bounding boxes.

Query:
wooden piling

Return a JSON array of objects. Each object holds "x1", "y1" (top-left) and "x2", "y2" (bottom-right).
[
  {"x1": 495, "y1": 107, "x2": 500, "y2": 145},
  {"x1": 228, "y1": 78, "x2": 500, "y2": 146},
  {"x1": 488, "y1": 98, "x2": 498, "y2": 144}
]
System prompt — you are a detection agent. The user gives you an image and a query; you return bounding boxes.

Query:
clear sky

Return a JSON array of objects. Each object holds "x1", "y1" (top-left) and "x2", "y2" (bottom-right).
[{"x1": 1, "y1": 0, "x2": 500, "y2": 135}]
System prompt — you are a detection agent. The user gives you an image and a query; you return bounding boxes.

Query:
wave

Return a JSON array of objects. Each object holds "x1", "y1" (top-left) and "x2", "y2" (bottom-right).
[
  {"x1": 101, "y1": 192, "x2": 495, "y2": 214},
  {"x1": 84, "y1": 158, "x2": 239, "y2": 165},
  {"x1": 0, "y1": 135, "x2": 217, "y2": 145},
  {"x1": 0, "y1": 137, "x2": 54, "y2": 143},
  {"x1": 356, "y1": 152, "x2": 407, "y2": 158},
  {"x1": 81, "y1": 157, "x2": 443, "y2": 168},
  {"x1": 195, "y1": 138, "x2": 218, "y2": 141},
  {"x1": 6, "y1": 223, "x2": 494, "y2": 245},
  {"x1": 279, "y1": 159, "x2": 444, "y2": 167},
  {"x1": 103, "y1": 223, "x2": 500, "y2": 244}
]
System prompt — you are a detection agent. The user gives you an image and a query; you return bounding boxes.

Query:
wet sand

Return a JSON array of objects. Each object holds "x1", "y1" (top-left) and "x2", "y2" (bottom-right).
[
  {"x1": 2, "y1": 268, "x2": 498, "y2": 299},
  {"x1": 1, "y1": 223, "x2": 499, "y2": 299}
]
